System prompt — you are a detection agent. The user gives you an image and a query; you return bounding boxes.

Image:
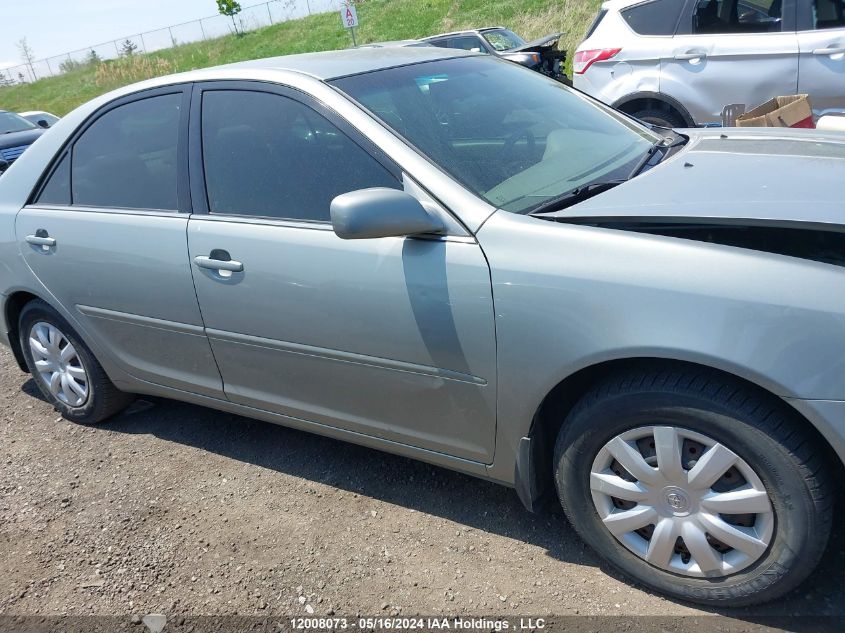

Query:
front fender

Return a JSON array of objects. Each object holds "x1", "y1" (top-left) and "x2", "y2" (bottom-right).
[{"x1": 478, "y1": 211, "x2": 845, "y2": 484}]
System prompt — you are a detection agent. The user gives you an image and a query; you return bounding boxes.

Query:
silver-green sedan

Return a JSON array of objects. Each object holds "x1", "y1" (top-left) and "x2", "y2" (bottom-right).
[{"x1": 0, "y1": 47, "x2": 843, "y2": 607}]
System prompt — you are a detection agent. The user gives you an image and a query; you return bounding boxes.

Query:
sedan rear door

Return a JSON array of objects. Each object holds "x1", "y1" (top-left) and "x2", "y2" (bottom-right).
[{"x1": 16, "y1": 86, "x2": 224, "y2": 398}]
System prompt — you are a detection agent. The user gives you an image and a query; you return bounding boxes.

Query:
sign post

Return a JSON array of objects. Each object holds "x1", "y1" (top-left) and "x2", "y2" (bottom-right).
[{"x1": 340, "y1": 2, "x2": 359, "y2": 47}]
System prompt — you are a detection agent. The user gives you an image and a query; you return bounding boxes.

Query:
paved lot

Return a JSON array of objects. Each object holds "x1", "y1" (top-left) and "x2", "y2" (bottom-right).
[{"x1": 1, "y1": 346, "x2": 843, "y2": 620}]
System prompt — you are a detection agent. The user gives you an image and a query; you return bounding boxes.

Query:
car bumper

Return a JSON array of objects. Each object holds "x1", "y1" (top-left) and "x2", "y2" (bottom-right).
[{"x1": 787, "y1": 397, "x2": 845, "y2": 469}]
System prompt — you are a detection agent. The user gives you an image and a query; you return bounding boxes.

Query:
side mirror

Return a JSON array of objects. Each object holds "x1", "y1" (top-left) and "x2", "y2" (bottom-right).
[
  {"x1": 36, "y1": 119, "x2": 50, "y2": 128},
  {"x1": 330, "y1": 188, "x2": 445, "y2": 240}
]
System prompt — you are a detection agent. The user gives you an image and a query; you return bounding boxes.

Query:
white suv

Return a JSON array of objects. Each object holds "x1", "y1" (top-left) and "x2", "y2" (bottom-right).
[{"x1": 574, "y1": 0, "x2": 845, "y2": 128}]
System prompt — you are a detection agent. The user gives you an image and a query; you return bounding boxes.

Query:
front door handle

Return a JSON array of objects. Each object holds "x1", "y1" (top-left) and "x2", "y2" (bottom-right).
[
  {"x1": 813, "y1": 46, "x2": 845, "y2": 56},
  {"x1": 674, "y1": 50, "x2": 707, "y2": 61},
  {"x1": 194, "y1": 254, "x2": 244, "y2": 273},
  {"x1": 26, "y1": 231, "x2": 57, "y2": 249}
]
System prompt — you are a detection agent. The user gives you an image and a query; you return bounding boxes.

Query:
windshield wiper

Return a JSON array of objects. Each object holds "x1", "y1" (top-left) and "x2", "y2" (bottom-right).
[
  {"x1": 528, "y1": 180, "x2": 625, "y2": 216},
  {"x1": 526, "y1": 134, "x2": 689, "y2": 216},
  {"x1": 628, "y1": 133, "x2": 689, "y2": 179}
]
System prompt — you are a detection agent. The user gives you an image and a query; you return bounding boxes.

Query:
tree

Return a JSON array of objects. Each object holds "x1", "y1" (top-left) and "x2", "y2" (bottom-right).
[
  {"x1": 16, "y1": 37, "x2": 37, "y2": 81},
  {"x1": 86, "y1": 49, "x2": 102, "y2": 66},
  {"x1": 120, "y1": 39, "x2": 139, "y2": 57},
  {"x1": 59, "y1": 58, "x2": 83, "y2": 73},
  {"x1": 216, "y1": 0, "x2": 243, "y2": 35}
]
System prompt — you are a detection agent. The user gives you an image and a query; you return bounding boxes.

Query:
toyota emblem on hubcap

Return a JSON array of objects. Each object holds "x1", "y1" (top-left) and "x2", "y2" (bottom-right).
[{"x1": 662, "y1": 486, "x2": 692, "y2": 515}]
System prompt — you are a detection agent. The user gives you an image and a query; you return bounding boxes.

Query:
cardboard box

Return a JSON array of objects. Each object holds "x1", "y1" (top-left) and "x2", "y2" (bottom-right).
[{"x1": 736, "y1": 94, "x2": 814, "y2": 128}]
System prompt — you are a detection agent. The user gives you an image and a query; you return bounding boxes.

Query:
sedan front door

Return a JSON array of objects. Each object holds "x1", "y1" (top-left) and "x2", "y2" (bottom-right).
[{"x1": 186, "y1": 83, "x2": 497, "y2": 463}]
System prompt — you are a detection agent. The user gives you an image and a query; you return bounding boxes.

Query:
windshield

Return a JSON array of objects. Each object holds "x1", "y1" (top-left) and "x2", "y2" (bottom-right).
[
  {"x1": 482, "y1": 28, "x2": 526, "y2": 51},
  {"x1": 332, "y1": 57, "x2": 659, "y2": 213},
  {"x1": 0, "y1": 111, "x2": 37, "y2": 134}
]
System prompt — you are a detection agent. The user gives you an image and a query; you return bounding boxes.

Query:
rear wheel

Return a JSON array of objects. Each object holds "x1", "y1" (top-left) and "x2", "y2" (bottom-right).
[
  {"x1": 554, "y1": 367, "x2": 833, "y2": 606},
  {"x1": 19, "y1": 300, "x2": 133, "y2": 424}
]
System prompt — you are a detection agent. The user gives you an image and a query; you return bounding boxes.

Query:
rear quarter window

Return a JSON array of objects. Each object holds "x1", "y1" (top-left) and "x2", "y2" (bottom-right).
[{"x1": 621, "y1": 0, "x2": 685, "y2": 35}]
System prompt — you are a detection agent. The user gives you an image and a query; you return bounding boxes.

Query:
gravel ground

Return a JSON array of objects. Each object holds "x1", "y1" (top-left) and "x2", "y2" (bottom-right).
[{"x1": 1, "y1": 345, "x2": 843, "y2": 621}]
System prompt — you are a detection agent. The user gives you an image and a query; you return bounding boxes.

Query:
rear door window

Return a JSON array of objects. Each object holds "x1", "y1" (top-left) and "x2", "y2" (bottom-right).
[
  {"x1": 71, "y1": 93, "x2": 180, "y2": 210},
  {"x1": 35, "y1": 152, "x2": 71, "y2": 205},
  {"x1": 622, "y1": 0, "x2": 685, "y2": 35},
  {"x1": 692, "y1": 0, "x2": 784, "y2": 33}
]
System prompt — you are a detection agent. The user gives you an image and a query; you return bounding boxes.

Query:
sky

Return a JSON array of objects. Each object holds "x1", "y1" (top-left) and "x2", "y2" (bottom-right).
[{"x1": 1, "y1": 0, "x2": 226, "y2": 70}]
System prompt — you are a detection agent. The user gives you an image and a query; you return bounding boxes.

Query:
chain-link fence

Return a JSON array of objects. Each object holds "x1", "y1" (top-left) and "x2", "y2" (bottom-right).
[{"x1": 0, "y1": 0, "x2": 339, "y2": 86}]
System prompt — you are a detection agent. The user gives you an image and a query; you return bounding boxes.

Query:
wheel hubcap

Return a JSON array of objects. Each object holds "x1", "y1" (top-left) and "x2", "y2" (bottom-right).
[
  {"x1": 28, "y1": 321, "x2": 89, "y2": 407},
  {"x1": 590, "y1": 426, "x2": 774, "y2": 578}
]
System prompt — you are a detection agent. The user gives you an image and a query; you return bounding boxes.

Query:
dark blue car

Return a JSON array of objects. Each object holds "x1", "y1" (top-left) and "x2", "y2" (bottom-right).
[{"x1": 0, "y1": 110, "x2": 44, "y2": 174}]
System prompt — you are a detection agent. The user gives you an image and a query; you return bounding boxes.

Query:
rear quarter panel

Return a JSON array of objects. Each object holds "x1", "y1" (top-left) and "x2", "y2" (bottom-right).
[{"x1": 478, "y1": 211, "x2": 845, "y2": 483}]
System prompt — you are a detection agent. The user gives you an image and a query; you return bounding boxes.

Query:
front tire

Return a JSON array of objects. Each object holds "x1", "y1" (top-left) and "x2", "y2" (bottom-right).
[
  {"x1": 630, "y1": 107, "x2": 685, "y2": 130},
  {"x1": 554, "y1": 367, "x2": 833, "y2": 606},
  {"x1": 19, "y1": 299, "x2": 133, "y2": 424}
]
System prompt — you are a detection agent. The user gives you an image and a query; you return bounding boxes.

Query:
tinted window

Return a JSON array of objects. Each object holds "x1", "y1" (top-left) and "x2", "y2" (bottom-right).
[
  {"x1": 72, "y1": 94, "x2": 180, "y2": 209},
  {"x1": 36, "y1": 153, "x2": 71, "y2": 205},
  {"x1": 812, "y1": 0, "x2": 845, "y2": 28},
  {"x1": 693, "y1": 0, "x2": 783, "y2": 33},
  {"x1": 622, "y1": 0, "x2": 684, "y2": 35},
  {"x1": 448, "y1": 36, "x2": 486, "y2": 51},
  {"x1": 201, "y1": 90, "x2": 398, "y2": 221},
  {"x1": 426, "y1": 37, "x2": 451, "y2": 48}
]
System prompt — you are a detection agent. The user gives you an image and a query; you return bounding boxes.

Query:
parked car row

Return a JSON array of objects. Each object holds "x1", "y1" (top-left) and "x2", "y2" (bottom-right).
[{"x1": 574, "y1": 0, "x2": 845, "y2": 128}]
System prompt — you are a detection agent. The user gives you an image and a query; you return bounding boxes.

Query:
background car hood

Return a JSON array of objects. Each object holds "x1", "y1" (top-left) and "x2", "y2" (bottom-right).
[
  {"x1": 0, "y1": 128, "x2": 44, "y2": 150},
  {"x1": 506, "y1": 33, "x2": 563, "y2": 53},
  {"x1": 554, "y1": 129, "x2": 845, "y2": 231}
]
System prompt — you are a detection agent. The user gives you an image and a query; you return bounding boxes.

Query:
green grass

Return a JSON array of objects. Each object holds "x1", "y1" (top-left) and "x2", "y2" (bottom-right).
[{"x1": 0, "y1": 0, "x2": 600, "y2": 116}]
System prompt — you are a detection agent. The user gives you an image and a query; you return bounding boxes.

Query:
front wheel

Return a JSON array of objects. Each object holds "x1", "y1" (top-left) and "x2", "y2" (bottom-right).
[
  {"x1": 19, "y1": 299, "x2": 134, "y2": 424},
  {"x1": 554, "y1": 367, "x2": 833, "y2": 606},
  {"x1": 630, "y1": 107, "x2": 685, "y2": 130}
]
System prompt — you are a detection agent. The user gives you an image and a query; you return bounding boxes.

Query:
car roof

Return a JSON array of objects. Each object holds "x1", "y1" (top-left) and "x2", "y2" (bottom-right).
[
  {"x1": 602, "y1": 0, "x2": 653, "y2": 10},
  {"x1": 422, "y1": 27, "x2": 508, "y2": 39},
  {"x1": 218, "y1": 46, "x2": 475, "y2": 80}
]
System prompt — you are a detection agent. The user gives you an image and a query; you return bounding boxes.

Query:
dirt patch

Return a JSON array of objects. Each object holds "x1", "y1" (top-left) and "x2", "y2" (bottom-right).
[{"x1": 0, "y1": 347, "x2": 842, "y2": 619}]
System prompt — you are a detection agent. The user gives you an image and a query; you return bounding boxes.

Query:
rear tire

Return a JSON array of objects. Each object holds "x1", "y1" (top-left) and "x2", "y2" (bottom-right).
[
  {"x1": 630, "y1": 107, "x2": 686, "y2": 130},
  {"x1": 19, "y1": 299, "x2": 134, "y2": 424},
  {"x1": 554, "y1": 366, "x2": 833, "y2": 606}
]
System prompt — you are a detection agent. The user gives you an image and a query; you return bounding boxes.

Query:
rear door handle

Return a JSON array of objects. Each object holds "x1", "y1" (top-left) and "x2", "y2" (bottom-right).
[
  {"x1": 674, "y1": 50, "x2": 707, "y2": 61},
  {"x1": 194, "y1": 255, "x2": 244, "y2": 273},
  {"x1": 25, "y1": 233, "x2": 57, "y2": 248},
  {"x1": 813, "y1": 46, "x2": 845, "y2": 56}
]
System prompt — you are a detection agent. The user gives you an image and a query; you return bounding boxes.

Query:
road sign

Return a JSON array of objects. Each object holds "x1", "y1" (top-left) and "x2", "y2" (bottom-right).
[{"x1": 340, "y1": 3, "x2": 358, "y2": 29}]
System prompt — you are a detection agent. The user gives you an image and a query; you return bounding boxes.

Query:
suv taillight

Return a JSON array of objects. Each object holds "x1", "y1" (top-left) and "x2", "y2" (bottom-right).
[{"x1": 573, "y1": 48, "x2": 621, "y2": 74}]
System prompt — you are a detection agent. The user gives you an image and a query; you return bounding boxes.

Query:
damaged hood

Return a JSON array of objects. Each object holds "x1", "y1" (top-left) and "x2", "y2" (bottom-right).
[
  {"x1": 505, "y1": 32, "x2": 563, "y2": 53},
  {"x1": 553, "y1": 128, "x2": 845, "y2": 232}
]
